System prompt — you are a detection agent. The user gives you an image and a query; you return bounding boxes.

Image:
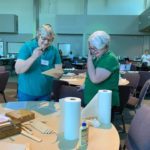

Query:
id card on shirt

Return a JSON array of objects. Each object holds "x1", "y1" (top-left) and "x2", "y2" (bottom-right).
[{"x1": 41, "y1": 59, "x2": 49, "y2": 66}]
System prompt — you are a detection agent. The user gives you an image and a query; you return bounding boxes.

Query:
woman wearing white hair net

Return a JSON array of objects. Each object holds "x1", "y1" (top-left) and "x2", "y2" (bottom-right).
[
  {"x1": 15, "y1": 24, "x2": 63, "y2": 101},
  {"x1": 82, "y1": 31, "x2": 120, "y2": 107}
]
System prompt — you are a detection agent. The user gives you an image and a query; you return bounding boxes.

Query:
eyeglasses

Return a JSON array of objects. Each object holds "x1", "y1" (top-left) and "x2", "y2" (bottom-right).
[
  {"x1": 40, "y1": 36, "x2": 53, "y2": 43},
  {"x1": 89, "y1": 47, "x2": 99, "y2": 52}
]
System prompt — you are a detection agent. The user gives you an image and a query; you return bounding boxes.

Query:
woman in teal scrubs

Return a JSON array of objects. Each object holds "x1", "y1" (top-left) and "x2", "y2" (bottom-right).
[{"x1": 15, "y1": 24, "x2": 62, "y2": 101}]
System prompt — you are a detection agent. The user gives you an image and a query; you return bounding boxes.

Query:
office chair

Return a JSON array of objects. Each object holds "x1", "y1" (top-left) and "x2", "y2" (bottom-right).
[
  {"x1": 0, "y1": 66, "x2": 6, "y2": 72},
  {"x1": 123, "y1": 72, "x2": 140, "y2": 96},
  {"x1": 0, "y1": 71, "x2": 10, "y2": 102},
  {"x1": 141, "y1": 62, "x2": 149, "y2": 71},
  {"x1": 58, "y1": 85, "x2": 84, "y2": 106},
  {"x1": 126, "y1": 79, "x2": 150, "y2": 112},
  {"x1": 51, "y1": 79, "x2": 69, "y2": 101},
  {"x1": 123, "y1": 105, "x2": 150, "y2": 150},
  {"x1": 137, "y1": 71, "x2": 150, "y2": 94},
  {"x1": 58, "y1": 85, "x2": 83, "y2": 99},
  {"x1": 112, "y1": 85, "x2": 131, "y2": 133}
]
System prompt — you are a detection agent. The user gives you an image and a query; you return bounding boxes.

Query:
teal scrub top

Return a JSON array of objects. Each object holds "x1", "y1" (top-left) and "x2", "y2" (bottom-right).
[
  {"x1": 84, "y1": 50, "x2": 120, "y2": 106},
  {"x1": 17, "y1": 39, "x2": 61, "y2": 96}
]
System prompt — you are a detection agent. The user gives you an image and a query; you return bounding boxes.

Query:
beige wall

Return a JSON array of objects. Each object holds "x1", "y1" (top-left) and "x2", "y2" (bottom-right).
[{"x1": 0, "y1": 0, "x2": 149, "y2": 57}]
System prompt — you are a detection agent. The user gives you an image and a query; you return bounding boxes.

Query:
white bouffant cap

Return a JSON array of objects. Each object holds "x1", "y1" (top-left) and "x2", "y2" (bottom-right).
[{"x1": 88, "y1": 31, "x2": 110, "y2": 49}]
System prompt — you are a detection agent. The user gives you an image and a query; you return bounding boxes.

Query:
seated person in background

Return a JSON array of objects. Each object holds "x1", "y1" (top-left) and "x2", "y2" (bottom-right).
[
  {"x1": 81, "y1": 30, "x2": 120, "y2": 107},
  {"x1": 141, "y1": 50, "x2": 150, "y2": 68},
  {"x1": 68, "y1": 51, "x2": 74, "y2": 61},
  {"x1": 124, "y1": 57, "x2": 136, "y2": 71},
  {"x1": 15, "y1": 24, "x2": 62, "y2": 101},
  {"x1": 59, "y1": 49, "x2": 63, "y2": 61}
]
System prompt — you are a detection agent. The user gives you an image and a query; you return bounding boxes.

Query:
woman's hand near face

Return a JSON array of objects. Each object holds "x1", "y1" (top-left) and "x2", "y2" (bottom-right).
[
  {"x1": 15, "y1": 47, "x2": 43, "y2": 74},
  {"x1": 31, "y1": 47, "x2": 43, "y2": 60},
  {"x1": 88, "y1": 50, "x2": 93, "y2": 60},
  {"x1": 40, "y1": 44, "x2": 48, "y2": 51}
]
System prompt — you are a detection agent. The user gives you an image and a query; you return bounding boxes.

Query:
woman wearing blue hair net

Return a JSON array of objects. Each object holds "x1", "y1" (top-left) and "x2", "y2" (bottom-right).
[{"x1": 82, "y1": 31, "x2": 120, "y2": 107}]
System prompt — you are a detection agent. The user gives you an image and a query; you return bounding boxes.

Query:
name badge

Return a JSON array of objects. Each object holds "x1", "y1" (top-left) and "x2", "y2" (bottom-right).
[{"x1": 41, "y1": 59, "x2": 49, "y2": 66}]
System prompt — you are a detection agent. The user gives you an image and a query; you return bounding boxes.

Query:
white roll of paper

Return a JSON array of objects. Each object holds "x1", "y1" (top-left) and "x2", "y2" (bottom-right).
[
  {"x1": 63, "y1": 97, "x2": 81, "y2": 140},
  {"x1": 98, "y1": 90, "x2": 112, "y2": 128},
  {"x1": 81, "y1": 94, "x2": 98, "y2": 119}
]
